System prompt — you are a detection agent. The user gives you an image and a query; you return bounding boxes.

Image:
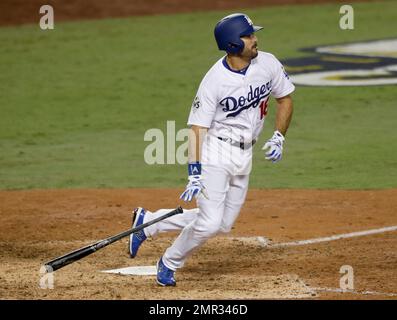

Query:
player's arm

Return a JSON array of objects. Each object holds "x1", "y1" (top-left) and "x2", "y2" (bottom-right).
[
  {"x1": 181, "y1": 78, "x2": 216, "y2": 202},
  {"x1": 180, "y1": 125, "x2": 209, "y2": 202},
  {"x1": 262, "y1": 94, "x2": 294, "y2": 163},
  {"x1": 188, "y1": 125, "x2": 208, "y2": 163},
  {"x1": 274, "y1": 94, "x2": 293, "y2": 136},
  {"x1": 262, "y1": 54, "x2": 295, "y2": 163}
]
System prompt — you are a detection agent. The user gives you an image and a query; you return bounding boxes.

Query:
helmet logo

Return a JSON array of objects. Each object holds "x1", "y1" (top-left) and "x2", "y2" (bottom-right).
[{"x1": 244, "y1": 15, "x2": 253, "y2": 26}]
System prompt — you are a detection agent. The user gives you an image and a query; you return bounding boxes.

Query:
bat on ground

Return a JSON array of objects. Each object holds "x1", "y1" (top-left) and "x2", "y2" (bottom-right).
[{"x1": 44, "y1": 206, "x2": 183, "y2": 272}]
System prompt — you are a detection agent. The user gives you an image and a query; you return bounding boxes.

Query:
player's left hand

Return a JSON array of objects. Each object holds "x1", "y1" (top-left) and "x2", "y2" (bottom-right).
[{"x1": 262, "y1": 130, "x2": 285, "y2": 163}]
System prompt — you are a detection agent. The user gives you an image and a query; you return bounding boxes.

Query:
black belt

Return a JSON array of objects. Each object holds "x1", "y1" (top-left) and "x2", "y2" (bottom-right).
[{"x1": 217, "y1": 137, "x2": 257, "y2": 150}]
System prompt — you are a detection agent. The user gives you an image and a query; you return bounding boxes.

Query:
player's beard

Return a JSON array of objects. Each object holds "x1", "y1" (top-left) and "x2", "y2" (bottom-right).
[
  {"x1": 238, "y1": 42, "x2": 258, "y2": 60},
  {"x1": 251, "y1": 43, "x2": 258, "y2": 58}
]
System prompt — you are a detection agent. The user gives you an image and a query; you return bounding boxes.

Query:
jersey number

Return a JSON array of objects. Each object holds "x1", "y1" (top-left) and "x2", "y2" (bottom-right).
[{"x1": 259, "y1": 99, "x2": 269, "y2": 119}]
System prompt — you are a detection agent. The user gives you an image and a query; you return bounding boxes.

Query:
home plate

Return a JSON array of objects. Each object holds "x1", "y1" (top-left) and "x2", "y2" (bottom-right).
[{"x1": 101, "y1": 266, "x2": 157, "y2": 276}]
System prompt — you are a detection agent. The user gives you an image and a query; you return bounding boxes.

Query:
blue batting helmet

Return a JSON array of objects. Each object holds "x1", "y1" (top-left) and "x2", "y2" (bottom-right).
[{"x1": 214, "y1": 13, "x2": 263, "y2": 54}]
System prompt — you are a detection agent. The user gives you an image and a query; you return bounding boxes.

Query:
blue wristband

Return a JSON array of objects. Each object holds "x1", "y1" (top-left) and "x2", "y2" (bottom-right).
[{"x1": 188, "y1": 162, "x2": 201, "y2": 176}]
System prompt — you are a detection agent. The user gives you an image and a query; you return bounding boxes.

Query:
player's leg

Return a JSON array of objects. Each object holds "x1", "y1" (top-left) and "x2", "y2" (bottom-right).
[
  {"x1": 161, "y1": 165, "x2": 230, "y2": 271},
  {"x1": 219, "y1": 174, "x2": 249, "y2": 234},
  {"x1": 128, "y1": 207, "x2": 198, "y2": 258},
  {"x1": 144, "y1": 208, "x2": 199, "y2": 237}
]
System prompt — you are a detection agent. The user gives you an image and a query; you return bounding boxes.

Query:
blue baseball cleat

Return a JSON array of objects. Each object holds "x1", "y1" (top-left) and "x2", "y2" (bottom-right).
[
  {"x1": 128, "y1": 207, "x2": 147, "y2": 258},
  {"x1": 157, "y1": 257, "x2": 176, "y2": 286}
]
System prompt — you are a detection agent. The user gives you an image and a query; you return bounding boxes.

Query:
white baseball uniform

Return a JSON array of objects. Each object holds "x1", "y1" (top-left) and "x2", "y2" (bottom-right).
[{"x1": 143, "y1": 51, "x2": 295, "y2": 270}]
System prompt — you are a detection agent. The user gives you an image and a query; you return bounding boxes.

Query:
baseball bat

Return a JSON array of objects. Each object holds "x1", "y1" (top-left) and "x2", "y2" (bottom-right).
[{"x1": 44, "y1": 206, "x2": 183, "y2": 272}]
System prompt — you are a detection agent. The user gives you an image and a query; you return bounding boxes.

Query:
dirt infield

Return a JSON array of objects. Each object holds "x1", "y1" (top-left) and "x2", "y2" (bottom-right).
[
  {"x1": 0, "y1": 188, "x2": 396, "y2": 299},
  {"x1": 1, "y1": 0, "x2": 381, "y2": 26}
]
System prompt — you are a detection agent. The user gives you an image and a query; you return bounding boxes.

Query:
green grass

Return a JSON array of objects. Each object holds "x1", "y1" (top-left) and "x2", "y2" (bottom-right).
[{"x1": 0, "y1": 1, "x2": 396, "y2": 189}]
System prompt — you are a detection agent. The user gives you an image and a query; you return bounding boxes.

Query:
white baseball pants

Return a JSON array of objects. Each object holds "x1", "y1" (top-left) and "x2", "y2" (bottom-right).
[{"x1": 143, "y1": 167, "x2": 249, "y2": 271}]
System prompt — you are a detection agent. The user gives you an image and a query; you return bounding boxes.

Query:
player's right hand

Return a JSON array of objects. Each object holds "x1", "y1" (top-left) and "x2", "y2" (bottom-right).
[
  {"x1": 180, "y1": 175, "x2": 209, "y2": 202},
  {"x1": 180, "y1": 162, "x2": 209, "y2": 202}
]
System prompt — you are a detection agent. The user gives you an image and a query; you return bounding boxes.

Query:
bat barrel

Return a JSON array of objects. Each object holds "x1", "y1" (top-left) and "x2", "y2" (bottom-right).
[{"x1": 45, "y1": 245, "x2": 98, "y2": 271}]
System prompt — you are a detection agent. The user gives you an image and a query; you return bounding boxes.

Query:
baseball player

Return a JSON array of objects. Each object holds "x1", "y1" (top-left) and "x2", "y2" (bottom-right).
[{"x1": 129, "y1": 13, "x2": 295, "y2": 286}]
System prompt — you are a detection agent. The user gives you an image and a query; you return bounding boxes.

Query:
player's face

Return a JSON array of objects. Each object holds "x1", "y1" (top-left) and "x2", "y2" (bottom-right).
[{"x1": 240, "y1": 34, "x2": 258, "y2": 59}]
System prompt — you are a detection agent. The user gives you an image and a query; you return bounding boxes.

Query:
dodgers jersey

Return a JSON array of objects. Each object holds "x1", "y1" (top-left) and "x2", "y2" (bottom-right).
[{"x1": 188, "y1": 51, "x2": 295, "y2": 144}]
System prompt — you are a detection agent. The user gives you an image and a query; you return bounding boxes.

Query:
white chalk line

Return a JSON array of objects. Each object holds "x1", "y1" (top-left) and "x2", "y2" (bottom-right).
[
  {"x1": 312, "y1": 287, "x2": 397, "y2": 297},
  {"x1": 234, "y1": 225, "x2": 397, "y2": 248},
  {"x1": 234, "y1": 226, "x2": 397, "y2": 298}
]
